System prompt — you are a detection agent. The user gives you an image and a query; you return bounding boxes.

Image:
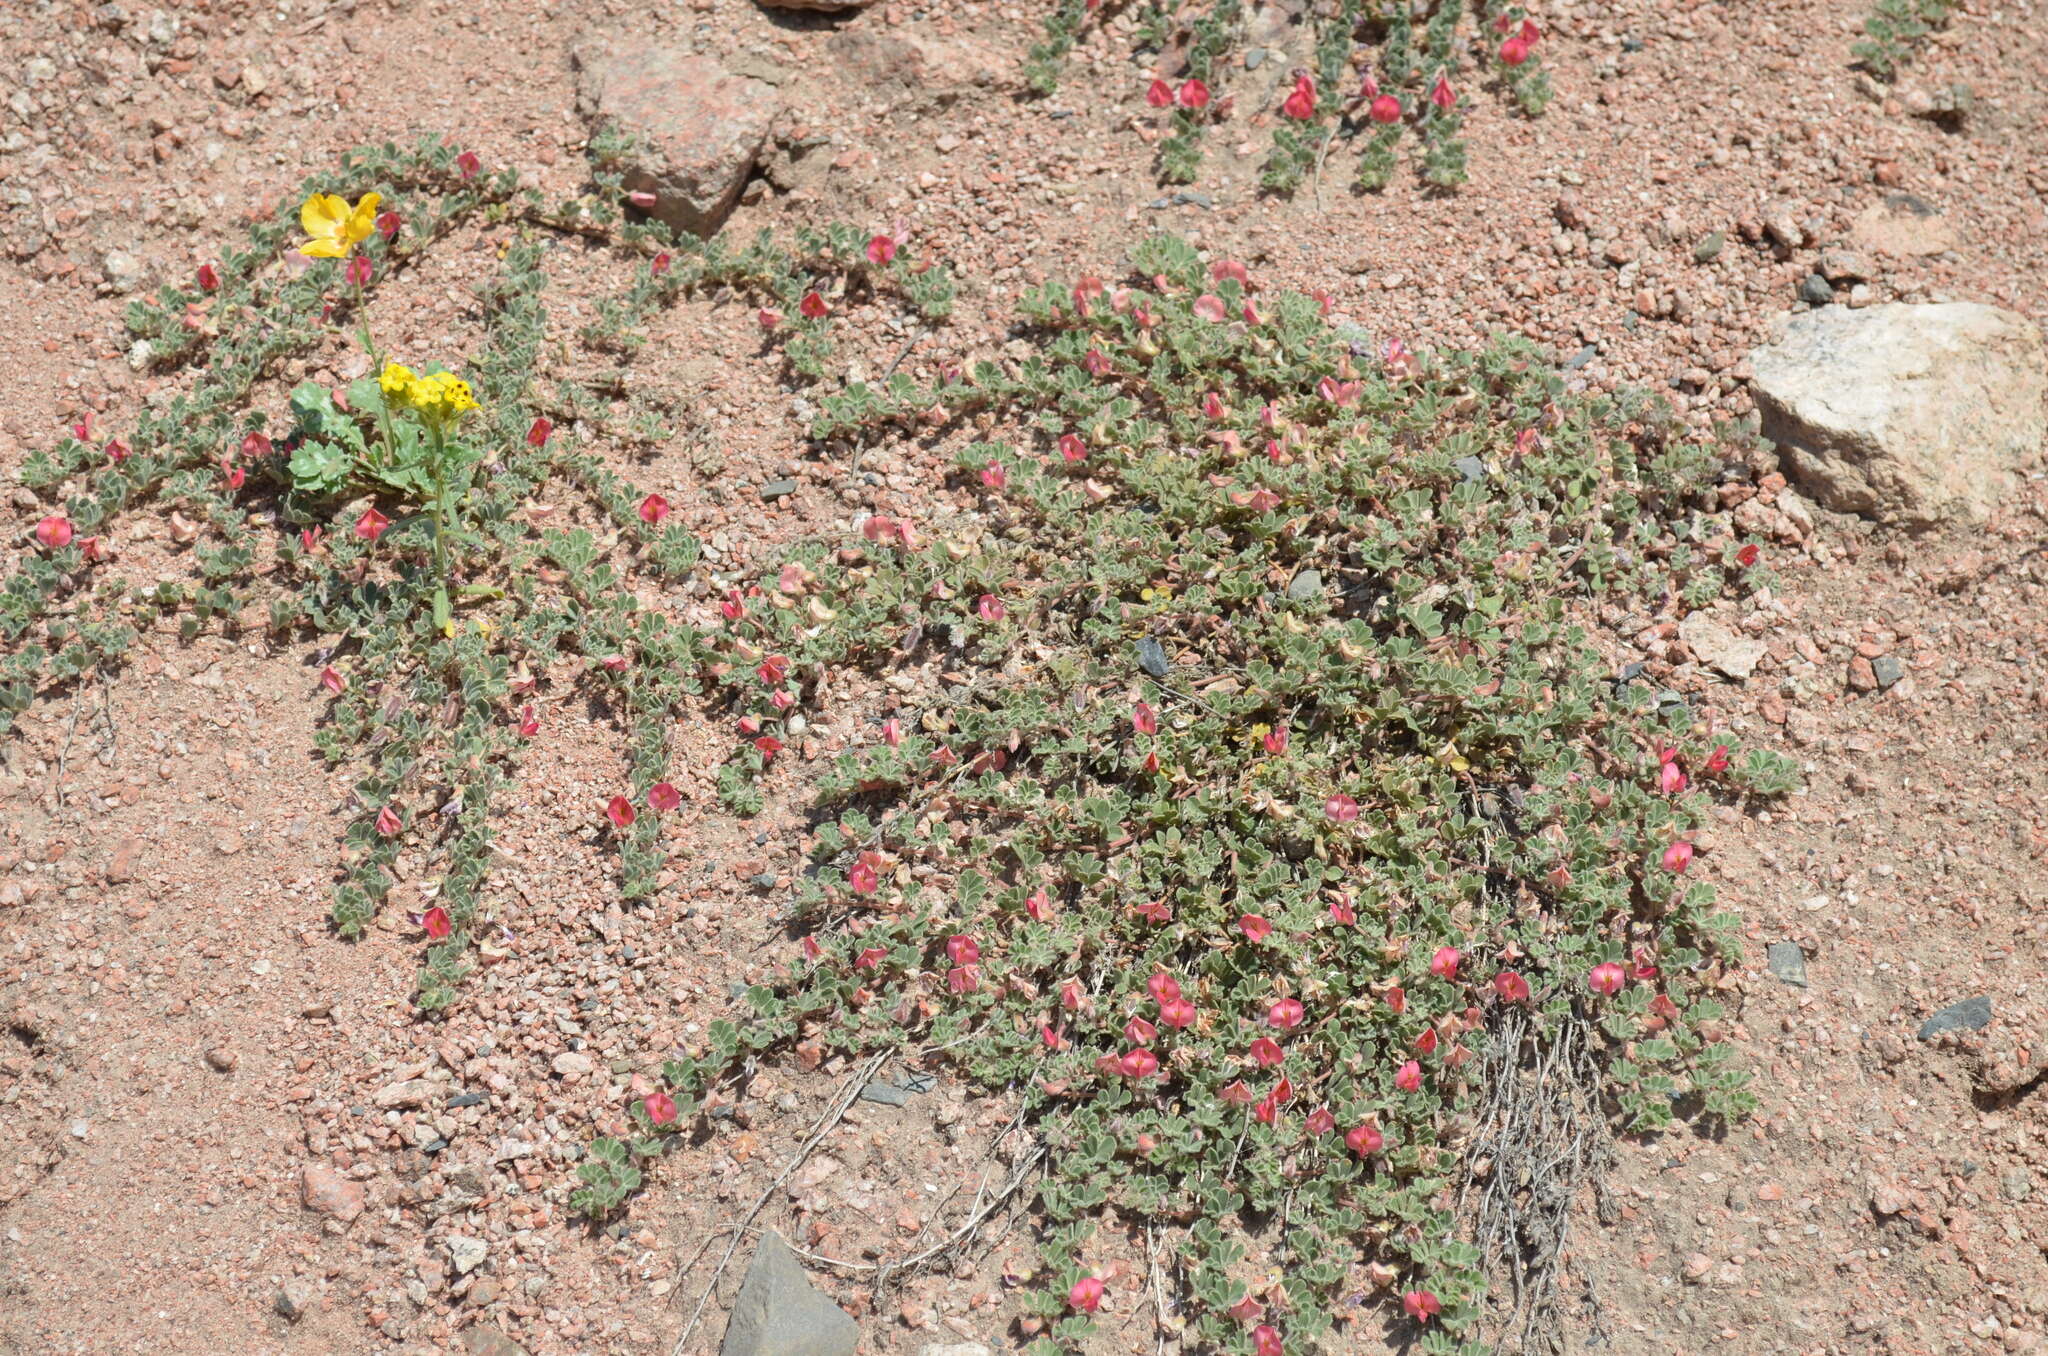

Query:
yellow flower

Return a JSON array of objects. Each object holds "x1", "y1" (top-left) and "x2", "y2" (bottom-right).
[
  {"x1": 379, "y1": 362, "x2": 417, "y2": 402},
  {"x1": 300, "y1": 191, "x2": 381, "y2": 259},
  {"x1": 409, "y1": 370, "x2": 479, "y2": 430}
]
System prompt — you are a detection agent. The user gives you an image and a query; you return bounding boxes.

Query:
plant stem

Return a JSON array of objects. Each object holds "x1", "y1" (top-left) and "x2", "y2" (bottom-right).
[{"x1": 355, "y1": 273, "x2": 399, "y2": 471}]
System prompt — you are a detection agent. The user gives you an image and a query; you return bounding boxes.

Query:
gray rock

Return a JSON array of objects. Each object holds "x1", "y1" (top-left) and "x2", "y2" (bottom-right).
[
  {"x1": 920, "y1": 1345, "x2": 995, "y2": 1356},
  {"x1": 573, "y1": 40, "x2": 780, "y2": 238},
  {"x1": 1749, "y1": 303, "x2": 2047, "y2": 527},
  {"x1": 1871, "y1": 654, "x2": 1904, "y2": 690},
  {"x1": 719, "y1": 1231, "x2": 858, "y2": 1356},
  {"x1": 1918, "y1": 996, "x2": 1993, "y2": 1040},
  {"x1": 1286, "y1": 569, "x2": 1323, "y2": 601},
  {"x1": 1765, "y1": 942, "x2": 1807, "y2": 987},
  {"x1": 551, "y1": 1051, "x2": 594, "y2": 1078},
  {"x1": 759, "y1": 478, "x2": 799, "y2": 500},
  {"x1": 1678, "y1": 613, "x2": 1766, "y2": 681},
  {"x1": 462, "y1": 1326, "x2": 531, "y2": 1356},
  {"x1": 1452, "y1": 456, "x2": 1488, "y2": 483},
  {"x1": 2000, "y1": 1168, "x2": 2033, "y2": 1203},
  {"x1": 1798, "y1": 274, "x2": 1834, "y2": 307},
  {"x1": 1818, "y1": 248, "x2": 1870, "y2": 283},
  {"x1": 449, "y1": 1235, "x2": 490, "y2": 1275},
  {"x1": 1692, "y1": 231, "x2": 1725, "y2": 263},
  {"x1": 102, "y1": 249, "x2": 144, "y2": 293},
  {"x1": 859, "y1": 1081, "x2": 911, "y2": 1107},
  {"x1": 1134, "y1": 637, "x2": 1169, "y2": 677},
  {"x1": 275, "y1": 1279, "x2": 315, "y2": 1323}
]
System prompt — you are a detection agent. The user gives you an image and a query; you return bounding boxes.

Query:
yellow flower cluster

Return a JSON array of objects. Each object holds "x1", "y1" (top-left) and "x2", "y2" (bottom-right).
[{"x1": 379, "y1": 363, "x2": 479, "y2": 430}]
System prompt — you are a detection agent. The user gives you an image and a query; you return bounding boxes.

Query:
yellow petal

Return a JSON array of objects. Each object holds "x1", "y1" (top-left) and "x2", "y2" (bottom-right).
[
  {"x1": 344, "y1": 192, "x2": 382, "y2": 246},
  {"x1": 300, "y1": 193, "x2": 348, "y2": 240},
  {"x1": 300, "y1": 239, "x2": 349, "y2": 259}
]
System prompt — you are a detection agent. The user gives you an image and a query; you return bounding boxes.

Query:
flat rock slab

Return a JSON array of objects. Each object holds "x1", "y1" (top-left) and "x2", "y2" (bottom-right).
[
  {"x1": 1749, "y1": 302, "x2": 2046, "y2": 527},
  {"x1": 1679, "y1": 612, "x2": 1766, "y2": 681},
  {"x1": 720, "y1": 1230, "x2": 858, "y2": 1356},
  {"x1": 1850, "y1": 193, "x2": 1956, "y2": 258},
  {"x1": 1765, "y1": 942, "x2": 1808, "y2": 987},
  {"x1": 573, "y1": 40, "x2": 779, "y2": 238},
  {"x1": 1918, "y1": 995, "x2": 1993, "y2": 1040}
]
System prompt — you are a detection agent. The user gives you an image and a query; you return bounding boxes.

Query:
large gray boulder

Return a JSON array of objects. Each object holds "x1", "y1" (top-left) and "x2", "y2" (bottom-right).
[
  {"x1": 1749, "y1": 302, "x2": 2046, "y2": 527},
  {"x1": 573, "y1": 40, "x2": 780, "y2": 238},
  {"x1": 719, "y1": 1231, "x2": 858, "y2": 1356}
]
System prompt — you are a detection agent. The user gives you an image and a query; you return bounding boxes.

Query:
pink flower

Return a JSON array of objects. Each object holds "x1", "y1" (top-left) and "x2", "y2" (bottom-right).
[
  {"x1": 34, "y1": 515, "x2": 73, "y2": 550},
  {"x1": 1346, "y1": 1121, "x2": 1384, "y2": 1155},
  {"x1": 1413, "y1": 1027, "x2": 1439, "y2": 1056},
  {"x1": 1211, "y1": 259, "x2": 1250, "y2": 286},
  {"x1": 849, "y1": 852, "x2": 882, "y2": 896},
  {"x1": 1429, "y1": 946, "x2": 1461, "y2": 982},
  {"x1": 1304, "y1": 1106, "x2": 1335, "y2": 1135},
  {"x1": 1147, "y1": 973, "x2": 1182, "y2": 1006},
  {"x1": 1705, "y1": 744, "x2": 1731, "y2": 773},
  {"x1": 947, "y1": 964, "x2": 980, "y2": 993},
  {"x1": 1082, "y1": 348, "x2": 1113, "y2": 378},
  {"x1": 605, "y1": 796, "x2": 636, "y2": 829},
  {"x1": 1663, "y1": 840, "x2": 1694, "y2": 873},
  {"x1": 799, "y1": 291, "x2": 829, "y2": 319},
  {"x1": 376, "y1": 210, "x2": 401, "y2": 241},
  {"x1": 979, "y1": 461, "x2": 1007, "y2": 489},
  {"x1": 650, "y1": 250, "x2": 670, "y2": 275},
  {"x1": 946, "y1": 934, "x2": 980, "y2": 967},
  {"x1": 1520, "y1": 18, "x2": 1543, "y2": 43},
  {"x1": 1176, "y1": 78, "x2": 1210, "y2": 110},
  {"x1": 1192, "y1": 294, "x2": 1228, "y2": 323},
  {"x1": 639, "y1": 493, "x2": 670, "y2": 525},
  {"x1": 855, "y1": 946, "x2": 886, "y2": 970},
  {"x1": 1068, "y1": 1276, "x2": 1104, "y2": 1313},
  {"x1": 345, "y1": 254, "x2": 373, "y2": 286},
  {"x1": 106, "y1": 438, "x2": 131, "y2": 463},
  {"x1": 1132, "y1": 701, "x2": 1158, "y2": 735},
  {"x1": 1158, "y1": 997, "x2": 1196, "y2": 1029},
  {"x1": 1253, "y1": 1324, "x2": 1283, "y2": 1356},
  {"x1": 1202, "y1": 391, "x2": 1228, "y2": 419},
  {"x1": 600, "y1": 655, "x2": 629, "y2": 675},
  {"x1": 755, "y1": 735, "x2": 783, "y2": 760},
  {"x1": 1219, "y1": 1080, "x2": 1255, "y2": 1106},
  {"x1": 1124, "y1": 1015, "x2": 1157, "y2": 1045},
  {"x1": 221, "y1": 458, "x2": 245, "y2": 490},
  {"x1": 527, "y1": 417, "x2": 553, "y2": 448},
  {"x1": 1429, "y1": 72, "x2": 1456, "y2": 111},
  {"x1": 1500, "y1": 36, "x2": 1530, "y2": 65},
  {"x1": 422, "y1": 906, "x2": 452, "y2": 939},
  {"x1": 647, "y1": 782, "x2": 681, "y2": 812},
  {"x1": 643, "y1": 1092, "x2": 678, "y2": 1126},
  {"x1": 354, "y1": 507, "x2": 390, "y2": 541},
  {"x1": 1588, "y1": 962, "x2": 1627, "y2": 997},
  {"x1": 1402, "y1": 1289, "x2": 1441, "y2": 1323},
  {"x1": 1369, "y1": 93, "x2": 1403, "y2": 123},
  {"x1": 1238, "y1": 913, "x2": 1272, "y2": 943},
  {"x1": 1229, "y1": 1295, "x2": 1266, "y2": 1324},
  {"x1": 1736, "y1": 544, "x2": 1760, "y2": 568},
  {"x1": 1493, "y1": 971, "x2": 1531, "y2": 1003},
  {"x1": 375, "y1": 805, "x2": 403, "y2": 837},
  {"x1": 1262, "y1": 725, "x2": 1289, "y2": 754},
  {"x1": 455, "y1": 150, "x2": 481, "y2": 178},
  {"x1": 197, "y1": 262, "x2": 220, "y2": 292},
  {"x1": 517, "y1": 705, "x2": 539, "y2": 737},
  {"x1": 1145, "y1": 77, "x2": 1173, "y2": 107},
  {"x1": 1248, "y1": 1037, "x2": 1285, "y2": 1068},
  {"x1": 1324, "y1": 793, "x2": 1358, "y2": 822},
  {"x1": 757, "y1": 307, "x2": 782, "y2": 330},
  {"x1": 1281, "y1": 74, "x2": 1316, "y2": 120},
  {"x1": 319, "y1": 666, "x2": 345, "y2": 696},
  {"x1": 757, "y1": 654, "x2": 789, "y2": 685},
  {"x1": 866, "y1": 233, "x2": 897, "y2": 266},
  {"x1": 1395, "y1": 1060, "x2": 1423, "y2": 1092},
  {"x1": 299, "y1": 526, "x2": 322, "y2": 552},
  {"x1": 879, "y1": 718, "x2": 902, "y2": 748},
  {"x1": 1659, "y1": 760, "x2": 1688, "y2": 796},
  {"x1": 1328, "y1": 898, "x2": 1357, "y2": 925},
  {"x1": 1385, "y1": 985, "x2": 1406, "y2": 1015},
  {"x1": 1058, "y1": 432, "x2": 1087, "y2": 462},
  {"x1": 1267, "y1": 998, "x2": 1304, "y2": 1030},
  {"x1": 1119, "y1": 1047, "x2": 1159, "y2": 1078}
]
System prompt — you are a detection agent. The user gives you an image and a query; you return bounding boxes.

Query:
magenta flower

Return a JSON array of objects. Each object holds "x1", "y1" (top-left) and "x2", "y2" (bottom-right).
[
  {"x1": 1069, "y1": 1276, "x2": 1104, "y2": 1313},
  {"x1": 1304, "y1": 1106, "x2": 1335, "y2": 1135},
  {"x1": 319, "y1": 666, "x2": 345, "y2": 696},
  {"x1": 455, "y1": 150, "x2": 481, "y2": 178},
  {"x1": 799, "y1": 291, "x2": 828, "y2": 319},
  {"x1": 1369, "y1": 93, "x2": 1403, "y2": 124},
  {"x1": 1192, "y1": 294, "x2": 1228, "y2": 323},
  {"x1": 1280, "y1": 74, "x2": 1315, "y2": 120},
  {"x1": 517, "y1": 705, "x2": 539, "y2": 737},
  {"x1": 849, "y1": 852, "x2": 882, "y2": 896},
  {"x1": 197, "y1": 262, "x2": 220, "y2": 292}
]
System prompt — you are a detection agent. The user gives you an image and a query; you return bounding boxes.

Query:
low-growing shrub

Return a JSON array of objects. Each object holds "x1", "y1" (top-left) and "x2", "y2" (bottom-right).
[{"x1": 590, "y1": 237, "x2": 1791, "y2": 1354}]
